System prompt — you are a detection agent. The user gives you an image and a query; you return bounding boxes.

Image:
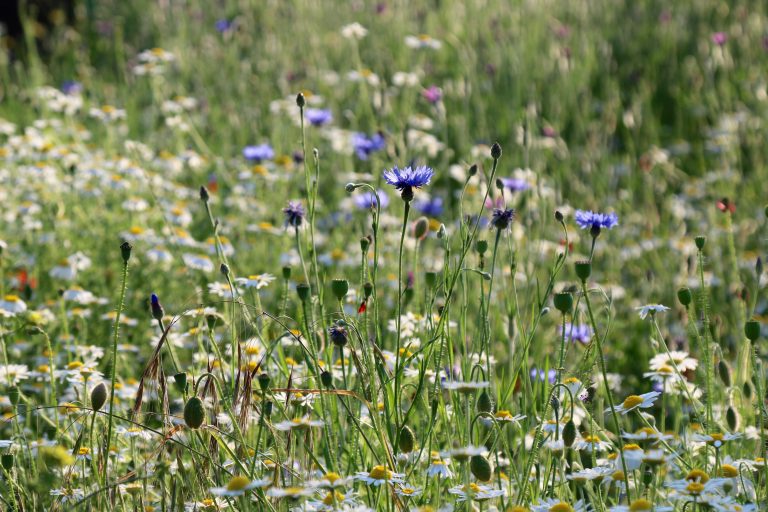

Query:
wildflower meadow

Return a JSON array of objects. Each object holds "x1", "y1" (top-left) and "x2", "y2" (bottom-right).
[{"x1": 1, "y1": 1, "x2": 768, "y2": 511}]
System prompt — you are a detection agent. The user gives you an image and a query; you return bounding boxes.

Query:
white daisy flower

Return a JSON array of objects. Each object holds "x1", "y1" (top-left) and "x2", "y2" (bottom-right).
[
  {"x1": 609, "y1": 391, "x2": 660, "y2": 415},
  {"x1": 636, "y1": 304, "x2": 670, "y2": 319}
]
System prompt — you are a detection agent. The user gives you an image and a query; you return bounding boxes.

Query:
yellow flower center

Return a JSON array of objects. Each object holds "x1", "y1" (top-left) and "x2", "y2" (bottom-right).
[
  {"x1": 3, "y1": 295, "x2": 19, "y2": 302},
  {"x1": 400, "y1": 487, "x2": 416, "y2": 495},
  {"x1": 622, "y1": 395, "x2": 644, "y2": 409},
  {"x1": 686, "y1": 482, "x2": 705, "y2": 495},
  {"x1": 201, "y1": 499, "x2": 214, "y2": 507},
  {"x1": 324, "y1": 472, "x2": 341, "y2": 483},
  {"x1": 624, "y1": 443, "x2": 641, "y2": 451},
  {"x1": 686, "y1": 469, "x2": 709, "y2": 483},
  {"x1": 78, "y1": 447, "x2": 90, "y2": 455},
  {"x1": 720, "y1": 464, "x2": 738, "y2": 478},
  {"x1": 564, "y1": 377, "x2": 580, "y2": 384},
  {"x1": 708, "y1": 433, "x2": 724, "y2": 443},
  {"x1": 322, "y1": 491, "x2": 344, "y2": 505},
  {"x1": 496, "y1": 410, "x2": 513, "y2": 420},
  {"x1": 67, "y1": 361, "x2": 84, "y2": 370},
  {"x1": 629, "y1": 499, "x2": 653, "y2": 511},
  {"x1": 658, "y1": 365, "x2": 674, "y2": 374},
  {"x1": 368, "y1": 465, "x2": 390, "y2": 480},
  {"x1": 583, "y1": 435, "x2": 600, "y2": 444},
  {"x1": 637, "y1": 427, "x2": 656, "y2": 435},
  {"x1": 549, "y1": 503, "x2": 575, "y2": 512},
  {"x1": 226, "y1": 476, "x2": 251, "y2": 491},
  {"x1": 611, "y1": 470, "x2": 625, "y2": 482}
]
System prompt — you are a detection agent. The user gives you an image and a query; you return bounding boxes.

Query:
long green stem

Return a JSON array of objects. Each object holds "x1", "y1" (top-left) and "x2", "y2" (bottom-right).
[{"x1": 394, "y1": 200, "x2": 411, "y2": 428}]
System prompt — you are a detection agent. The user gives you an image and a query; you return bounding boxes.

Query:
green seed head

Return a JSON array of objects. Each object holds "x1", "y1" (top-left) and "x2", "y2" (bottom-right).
[
  {"x1": 398, "y1": 425, "x2": 416, "y2": 453},
  {"x1": 470, "y1": 455, "x2": 493, "y2": 482},
  {"x1": 90, "y1": 382, "x2": 108, "y2": 412},
  {"x1": 183, "y1": 396, "x2": 206, "y2": 429}
]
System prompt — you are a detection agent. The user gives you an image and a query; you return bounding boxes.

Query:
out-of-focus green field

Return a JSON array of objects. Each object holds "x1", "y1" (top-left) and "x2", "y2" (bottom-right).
[{"x1": 0, "y1": 1, "x2": 767, "y2": 510}]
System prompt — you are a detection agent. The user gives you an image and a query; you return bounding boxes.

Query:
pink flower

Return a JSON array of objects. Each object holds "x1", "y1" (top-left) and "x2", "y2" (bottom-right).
[
  {"x1": 711, "y1": 32, "x2": 727, "y2": 46},
  {"x1": 422, "y1": 85, "x2": 442, "y2": 104}
]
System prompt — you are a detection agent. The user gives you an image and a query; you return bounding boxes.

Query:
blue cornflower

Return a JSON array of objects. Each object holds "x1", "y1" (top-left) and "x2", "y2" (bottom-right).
[
  {"x1": 354, "y1": 190, "x2": 389, "y2": 210},
  {"x1": 61, "y1": 80, "x2": 83, "y2": 95},
  {"x1": 490, "y1": 208, "x2": 515, "y2": 230},
  {"x1": 383, "y1": 165, "x2": 434, "y2": 202},
  {"x1": 558, "y1": 323, "x2": 593, "y2": 344},
  {"x1": 499, "y1": 177, "x2": 530, "y2": 193},
  {"x1": 530, "y1": 368, "x2": 557, "y2": 384},
  {"x1": 283, "y1": 200, "x2": 305, "y2": 228},
  {"x1": 243, "y1": 144, "x2": 275, "y2": 162},
  {"x1": 150, "y1": 293, "x2": 164, "y2": 321},
  {"x1": 305, "y1": 108, "x2": 333, "y2": 126},
  {"x1": 414, "y1": 196, "x2": 444, "y2": 217},
  {"x1": 328, "y1": 323, "x2": 349, "y2": 347},
  {"x1": 215, "y1": 19, "x2": 234, "y2": 33},
  {"x1": 574, "y1": 210, "x2": 618, "y2": 230},
  {"x1": 352, "y1": 132, "x2": 385, "y2": 160}
]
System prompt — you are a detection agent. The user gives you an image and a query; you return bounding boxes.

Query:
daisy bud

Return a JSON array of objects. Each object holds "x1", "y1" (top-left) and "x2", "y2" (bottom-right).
[
  {"x1": 296, "y1": 92, "x2": 305, "y2": 108},
  {"x1": 320, "y1": 371, "x2": 333, "y2": 388},
  {"x1": 563, "y1": 419, "x2": 577, "y2": 448},
  {"x1": 282, "y1": 266, "x2": 292, "y2": 279},
  {"x1": 575, "y1": 261, "x2": 592, "y2": 282},
  {"x1": 475, "y1": 240, "x2": 488, "y2": 255},
  {"x1": 745, "y1": 320, "x2": 760, "y2": 341},
  {"x1": 553, "y1": 292, "x2": 573, "y2": 314},
  {"x1": 296, "y1": 283, "x2": 311, "y2": 302},
  {"x1": 173, "y1": 372, "x2": 188, "y2": 394},
  {"x1": 726, "y1": 405, "x2": 739, "y2": 431},
  {"x1": 468, "y1": 164, "x2": 478, "y2": 177},
  {"x1": 220, "y1": 263, "x2": 230, "y2": 276},
  {"x1": 331, "y1": 279, "x2": 349, "y2": 301},
  {"x1": 360, "y1": 236, "x2": 371, "y2": 253},
  {"x1": 695, "y1": 236, "x2": 706, "y2": 250},
  {"x1": 490, "y1": 142, "x2": 502, "y2": 160},
  {"x1": 477, "y1": 390, "x2": 494, "y2": 414},
  {"x1": 258, "y1": 373, "x2": 270, "y2": 391},
  {"x1": 90, "y1": 382, "x2": 107, "y2": 412},
  {"x1": 470, "y1": 455, "x2": 493, "y2": 482},
  {"x1": 413, "y1": 216, "x2": 429, "y2": 240},
  {"x1": 363, "y1": 282, "x2": 373, "y2": 300},
  {"x1": 199, "y1": 186, "x2": 210, "y2": 202},
  {"x1": 183, "y1": 396, "x2": 206, "y2": 429},
  {"x1": 398, "y1": 425, "x2": 415, "y2": 453},
  {"x1": 8, "y1": 386, "x2": 20, "y2": 406},
  {"x1": 120, "y1": 241, "x2": 132, "y2": 264},
  {"x1": 677, "y1": 287, "x2": 692, "y2": 307},
  {"x1": 1, "y1": 454, "x2": 12, "y2": 471},
  {"x1": 718, "y1": 360, "x2": 731, "y2": 387}
]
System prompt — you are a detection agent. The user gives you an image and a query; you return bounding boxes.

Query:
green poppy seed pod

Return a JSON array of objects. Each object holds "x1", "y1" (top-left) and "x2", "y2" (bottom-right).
[
  {"x1": 468, "y1": 164, "x2": 478, "y2": 177},
  {"x1": 296, "y1": 92, "x2": 305, "y2": 108},
  {"x1": 413, "y1": 216, "x2": 429, "y2": 240},
  {"x1": 282, "y1": 266, "x2": 292, "y2": 279},
  {"x1": 257, "y1": 373, "x2": 270, "y2": 391},
  {"x1": 120, "y1": 241, "x2": 132, "y2": 264},
  {"x1": 555, "y1": 210, "x2": 564, "y2": 223},
  {"x1": 8, "y1": 386, "x2": 20, "y2": 406},
  {"x1": 745, "y1": 320, "x2": 761, "y2": 342},
  {"x1": 360, "y1": 236, "x2": 371, "y2": 253},
  {"x1": 1, "y1": 454, "x2": 12, "y2": 471},
  {"x1": 553, "y1": 292, "x2": 573, "y2": 314},
  {"x1": 470, "y1": 455, "x2": 493, "y2": 482},
  {"x1": 398, "y1": 425, "x2": 416, "y2": 453},
  {"x1": 199, "y1": 186, "x2": 209, "y2": 202},
  {"x1": 677, "y1": 287, "x2": 693, "y2": 308},
  {"x1": 695, "y1": 236, "x2": 706, "y2": 250},
  {"x1": 296, "y1": 283, "x2": 310, "y2": 302},
  {"x1": 331, "y1": 279, "x2": 349, "y2": 301},
  {"x1": 173, "y1": 373, "x2": 188, "y2": 394},
  {"x1": 220, "y1": 263, "x2": 230, "y2": 276},
  {"x1": 718, "y1": 360, "x2": 731, "y2": 387},
  {"x1": 575, "y1": 261, "x2": 592, "y2": 282},
  {"x1": 363, "y1": 282, "x2": 373, "y2": 300},
  {"x1": 726, "y1": 406, "x2": 739, "y2": 431},
  {"x1": 320, "y1": 370, "x2": 333, "y2": 388},
  {"x1": 477, "y1": 390, "x2": 494, "y2": 414},
  {"x1": 476, "y1": 240, "x2": 488, "y2": 255},
  {"x1": 743, "y1": 381, "x2": 753, "y2": 400},
  {"x1": 490, "y1": 142, "x2": 502, "y2": 159},
  {"x1": 425, "y1": 271, "x2": 437, "y2": 288},
  {"x1": 90, "y1": 382, "x2": 108, "y2": 412},
  {"x1": 183, "y1": 396, "x2": 206, "y2": 429},
  {"x1": 563, "y1": 419, "x2": 577, "y2": 448}
]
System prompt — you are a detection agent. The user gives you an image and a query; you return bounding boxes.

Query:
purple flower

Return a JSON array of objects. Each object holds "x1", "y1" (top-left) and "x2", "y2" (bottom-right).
[
  {"x1": 491, "y1": 208, "x2": 515, "y2": 230},
  {"x1": 243, "y1": 144, "x2": 274, "y2": 162},
  {"x1": 499, "y1": 177, "x2": 530, "y2": 193},
  {"x1": 352, "y1": 132, "x2": 386, "y2": 160},
  {"x1": 215, "y1": 19, "x2": 234, "y2": 33},
  {"x1": 305, "y1": 108, "x2": 333, "y2": 126},
  {"x1": 283, "y1": 200, "x2": 305, "y2": 227},
  {"x1": 383, "y1": 165, "x2": 434, "y2": 201},
  {"x1": 422, "y1": 85, "x2": 442, "y2": 104},
  {"x1": 354, "y1": 190, "x2": 389, "y2": 209},
  {"x1": 574, "y1": 210, "x2": 618, "y2": 230},
  {"x1": 61, "y1": 80, "x2": 83, "y2": 95},
  {"x1": 414, "y1": 196, "x2": 444, "y2": 217},
  {"x1": 530, "y1": 368, "x2": 557, "y2": 384},
  {"x1": 558, "y1": 323, "x2": 593, "y2": 344},
  {"x1": 711, "y1": 32, "x2": 727, "y2": 46}
]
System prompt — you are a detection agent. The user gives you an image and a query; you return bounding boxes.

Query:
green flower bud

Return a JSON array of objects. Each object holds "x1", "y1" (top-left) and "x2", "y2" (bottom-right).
[
  {"x1": 258, "y1": 373, "x2": 270, "y2": 391},
  {"x1": 199, "y1": 186, "x2": 209, "y2": 202},
  {"x1": 563, "y1": 420, "x2": 577, "y2": 448},
  {"x1": 413, "y1": 216, "x2": 429, "y2": 240},
  {"x1": 360, "y1": 236, "x2": 371, "y2": 253},
  {"x1": 726, "y1": 406, "x2": 739, "y2": 432},
  {"x1": 470, "y1": 455, "x2": 493, "y2": 482},
  {"x1": 1, "y1": 454, "x2": 12, "y2": 471},
  {"x1": 8, "y1": 386, "x2": 20, "y2": 406},
  {"x1": 745, "y1": 320, "x2": 760, "y2": 342},
  {"x1": 90, "y1": 382, "x2": 108, "y2": 412},
  {"x1": 718, "y1": 360, "x2": 731, "y2": 387},
  {"x1": 282, "y1": 266, "x2": 292, "y2": 279},
  {"x1": 363, "y1": 282, "x2": 373, "y2": 300},
  {"x1": 320, "y1": 371, "x2": 333, "y2": 388},
  {"x1": 477, "y1": 390, "x2": 494, "y2": 414},
  {"x1": 398, "y1": 425, "x2": 416, "y2": 453},
  {"x1": 575, "y1": 261, "x2": 592, "y2": 282},
  {"x1": 296, "y1": 92, "x2": 305, "y2": 108},
  {"x1": 183, "y1": 396, "x2": 206, "y2": 429},
  {"x1": 120, "y1": 241, "x2": 132, "y2": 264},
  {"x1": 173, "y1": 373, "x2": 188, "y2": 394},
  {"x1": 468, "y1": 164, "x2": 478, "y2": 177},
  {"x1": 296, "y1": 283, "x2": 311, "y2": 302},
  {"x1": 695, "y1": 236, "x2": 706, "y2": 250},
  {"x1": 677, "y1": 287, "x2": 692, "y2": 307},
  {"x1": 490, "y1": 142, "x2": 502, "y2": 160},
  {"x1": 475, "y1": 240, "x2": 488, "y2": 255},
  {"x1": 331, "y1": 279, "x2": 349, "y2": 301},
  {"x1": 553, "y1": 292, "x2": 573, "y2": 314}
]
